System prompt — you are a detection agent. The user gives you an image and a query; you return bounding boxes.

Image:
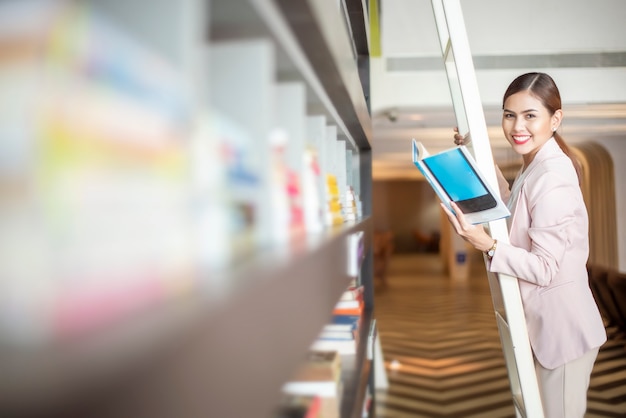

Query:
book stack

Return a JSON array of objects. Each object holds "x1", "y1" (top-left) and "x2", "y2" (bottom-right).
[
  {"x1": 282, "y1": 350, "x2": 343, "y2": 418},
  {"x1": 310, "y1": 286, "x2": 364, "y2": 355}
]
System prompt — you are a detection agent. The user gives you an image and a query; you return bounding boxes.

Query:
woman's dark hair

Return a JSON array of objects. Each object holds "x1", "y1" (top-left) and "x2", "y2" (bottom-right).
[{"x1": 503, "y1": 72, "x2": 582, "y2": 182}]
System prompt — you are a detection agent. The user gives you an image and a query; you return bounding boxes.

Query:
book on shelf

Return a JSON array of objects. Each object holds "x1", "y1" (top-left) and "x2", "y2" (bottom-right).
[
  {"x1": 325, "y1": 174, "x2": 344, "y2": 226},
  {"x1": 311, "y1": 314, "x2": 361, "y2": 355},
  {"x1": 342, "y1": 186, "x2": 359, "y2": 221},
  {"x1": 302, "y1": 145, "x2": 324, "y2": 233},
  {"x1": 334, "y1": 297, "x2": 362, "y2": 309},
  {"x1": 282, "y1": 350, "x2": 342, "y2": 418},
  {"x1": 330, "y1": 313, "x2": 362, "y2": 329},
  {"x1": 346, "y1": 277, "x2": 360, "y2": 290},
  {"x1": 322, "y1": 320, "x2": 358, "y2": 340},
  {"x1": 322, "y1": 323, "x2": 355, "y2": 333},
  {"x1": 367, "y1": 319, "x2": 377, "y2": 360},
  {"x1": 332, "y1": 300, "x2": 364, "y2": 316},
  {"x1": 411, "y1": 139, "x2": 510, "y2": 225},
  {"x1": 318, "y1": 329, "x2": 356, "y2": 341},
  {"x1": 339, "y1": 285, "x2": 363, "y2": 301},
  {"x1": 310, "y1": 337, "x2": 356, "y2": 355},
  {"x1": 291, "y1": 350, "x2": 342, "y2": 382},
  {"x1": 274, "y1": 394, "x2": 322, "y2": 418},
  {"x1": 333, "y1": 284, "x2": 364, "y2": 314},
  {"x1": 347, "y1": 233, "x2": 365, "y2": 279}
]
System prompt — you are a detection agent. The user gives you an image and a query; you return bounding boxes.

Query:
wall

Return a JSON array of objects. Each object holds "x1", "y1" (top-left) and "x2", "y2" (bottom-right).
[
  {"x1": 373, "y1": 0, "x2": 626, "y2": 111},
  {"x1": 372, "y1": 0, "x2": 626, "y2": 268},
  {"x1": 374, "y1": 139, "x2": 626, "y2": 269},
  {"x1": 595, "y1": 137, "x2": 626, "y2": 272},
  {"x1": 373, "y1": 180, "x2": 441, "y2": 253}
]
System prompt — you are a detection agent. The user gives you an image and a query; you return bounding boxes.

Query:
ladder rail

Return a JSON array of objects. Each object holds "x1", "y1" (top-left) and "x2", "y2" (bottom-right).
[{"x1": 430, "y1": 1, "x2": 544, "y2": 416}]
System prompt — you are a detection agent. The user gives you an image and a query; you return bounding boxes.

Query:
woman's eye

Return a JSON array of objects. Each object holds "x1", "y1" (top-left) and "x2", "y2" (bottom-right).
[
  {"x1": 504, "y1": 113, "x2": 514, "y2": 118},
  {"x1": 525, "y1": 114, "x2": 536, "y2": 119}
]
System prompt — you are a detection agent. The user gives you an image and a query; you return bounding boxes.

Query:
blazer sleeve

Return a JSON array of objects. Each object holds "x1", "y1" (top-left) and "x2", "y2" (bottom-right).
[{"x1": 489, "y1": 167, "x2": 584, "y2": 287}]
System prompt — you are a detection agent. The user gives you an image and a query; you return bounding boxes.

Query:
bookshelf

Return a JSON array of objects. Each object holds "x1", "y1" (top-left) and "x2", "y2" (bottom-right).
[{"x1": 0, "y1": 0, "x2": 374, "y2": 417}]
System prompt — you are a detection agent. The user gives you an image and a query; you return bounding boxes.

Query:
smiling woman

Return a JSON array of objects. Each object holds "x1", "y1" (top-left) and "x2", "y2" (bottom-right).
[
  {"x1": 443, "y1": 72, "x2": 606, "y2": 418},
  {"x1": 501, "y1": 73, "x2": 581, "y2": 181}
]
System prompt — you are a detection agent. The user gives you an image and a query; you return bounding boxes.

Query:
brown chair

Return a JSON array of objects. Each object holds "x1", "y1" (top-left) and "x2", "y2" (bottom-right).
[
  {"x1": 588, "y1": 264, "x2": 626, "y2": 334},
  {"x1": 413, "y1": 230, "x2": 440, "y2": 253},
  {"x1": 588, "y1": 264, "x2": 609, "y2": 325},
  {"x1": 373, "y1": 231, "x2": 394, "y2": 286},
  {"x1": 607, "y1": 269, "x2": 626, "y2": 335}
]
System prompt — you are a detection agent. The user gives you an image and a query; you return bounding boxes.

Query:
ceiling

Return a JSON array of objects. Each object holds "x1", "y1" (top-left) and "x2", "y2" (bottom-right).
[
  {"x1": 371, "y1": 103, "x2": 626, "y2": 180},
  {"x1": 369, "y1": 0, "x2": 626, "y2": 180}
]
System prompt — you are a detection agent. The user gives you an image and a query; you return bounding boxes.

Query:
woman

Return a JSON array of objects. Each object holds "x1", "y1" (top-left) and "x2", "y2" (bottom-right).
[{"x1": 444, "y1": 72, "x2": 606, "y2": 418}]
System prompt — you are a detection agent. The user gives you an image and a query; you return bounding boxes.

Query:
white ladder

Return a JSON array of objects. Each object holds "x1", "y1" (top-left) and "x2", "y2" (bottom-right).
[{"x1": 429, "y1": 1, "x2": 544, "y2": 416}]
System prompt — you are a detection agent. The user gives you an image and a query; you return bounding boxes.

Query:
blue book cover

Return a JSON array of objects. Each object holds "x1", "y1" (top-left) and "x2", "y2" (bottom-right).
[
  {"x1": 331, "y1": 314, "x2": 360, "y2": 325},
  {"x1": 412, "y1": 139, "x2": 510, "y2": 225}
]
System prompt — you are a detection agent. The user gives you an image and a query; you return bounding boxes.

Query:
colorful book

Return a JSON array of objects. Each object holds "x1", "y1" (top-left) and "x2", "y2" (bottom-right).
[
  {"x1": 332, "y1": 301, "x2": 364, "y2": 316},
  {"x1": 331, "y1": 314, "x2": 362, "y2": 329},
  {"x1": 412, "y1": 139, "x2": 510, "y2": 224}
]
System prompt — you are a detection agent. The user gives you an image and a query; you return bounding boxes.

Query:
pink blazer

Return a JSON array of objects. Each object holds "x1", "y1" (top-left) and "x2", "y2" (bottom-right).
[{"x1": 490, "y1": 138, "x2": 606, "y2": 369}]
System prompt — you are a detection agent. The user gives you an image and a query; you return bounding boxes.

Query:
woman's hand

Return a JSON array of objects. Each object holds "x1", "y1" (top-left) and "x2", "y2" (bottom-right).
[
  {"x1": 440, "y1": 201, "x2": 495, "y2": 252},
  {"x1": 453, "y1": 127, "x2": 471, "y2": 146}
]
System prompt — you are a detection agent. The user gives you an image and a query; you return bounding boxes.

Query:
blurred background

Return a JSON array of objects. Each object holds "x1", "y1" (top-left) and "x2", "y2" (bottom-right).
[
  {"x1": 0, "y1": 0, "x2": 624, "y2": 417},
  {"x1": 370, "y1": 0, "x2": 626, "y2": 258}
]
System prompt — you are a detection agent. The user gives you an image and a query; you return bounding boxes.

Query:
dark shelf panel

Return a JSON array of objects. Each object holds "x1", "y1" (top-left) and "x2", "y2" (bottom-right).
[
  {"x1": 0, "y1": 1, "x2": 374, "y2": 417},
  {"x1": 0, "y1": 218, "x2": 373, "y2": 418},
  {"x1": 340, "y1": 309, "x2": 374, "y2": 418},
  {"x1": 210, "y1": 0, "x2": 371, "y2": 152},
  {"x1": 276, "y1": 0, "x2": 372, "y2": 151}
]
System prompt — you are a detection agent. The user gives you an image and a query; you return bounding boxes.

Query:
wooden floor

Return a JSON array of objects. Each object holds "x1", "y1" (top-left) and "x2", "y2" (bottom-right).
[{"x1": 373, "y1": 253, "x2": 626, "y2": 418}]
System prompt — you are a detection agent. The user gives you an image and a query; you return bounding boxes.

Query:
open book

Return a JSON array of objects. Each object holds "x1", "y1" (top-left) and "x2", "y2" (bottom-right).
[{"x1": 412, "y1": 139, "x2": 510, "y2": 224}]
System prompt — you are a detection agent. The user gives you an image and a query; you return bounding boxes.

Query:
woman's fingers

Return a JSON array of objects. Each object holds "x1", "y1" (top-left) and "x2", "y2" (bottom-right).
[
  {"x1": 448, "y1": 201, "x2": 478, "y2": 238},
  {"x1": 449, "y1": 202, "x2": 466, "y2": 225},
  {"x1": 441, "y1": 201, "x2": 472, "y2": 234},
  {"x1": 452, "y1": 127, "x2": 471, "y2": 146},
  {"x1": 440, "y1": 202, "x2": 453, "y2": 219},
  {"x1": 442, "y1": 202, "x2": 492, "y2": 252},
  {"x1": 440, "y1": 203, "x2": 462, "y2": 232}
]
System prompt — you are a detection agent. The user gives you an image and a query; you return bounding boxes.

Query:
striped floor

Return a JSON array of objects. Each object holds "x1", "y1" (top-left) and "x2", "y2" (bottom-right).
[{"x1": 373, "y1": 253, "x2": 626, "y2": 417}]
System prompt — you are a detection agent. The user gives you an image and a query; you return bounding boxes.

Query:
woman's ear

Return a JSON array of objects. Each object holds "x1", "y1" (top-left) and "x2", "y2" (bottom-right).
[{"x1": 552, "y1": 109, "x2": 563, "y2": 131}]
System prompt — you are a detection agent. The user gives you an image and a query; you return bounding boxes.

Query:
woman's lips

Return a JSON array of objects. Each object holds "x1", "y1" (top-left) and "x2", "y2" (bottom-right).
[{"x1": 512, "y1": 135, "x2": 531, "y2": 145}]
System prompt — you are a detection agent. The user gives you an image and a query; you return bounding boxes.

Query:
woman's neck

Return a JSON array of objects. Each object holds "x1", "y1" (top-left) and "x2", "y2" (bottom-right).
[{"x1": 521, "y1": 153, "x2": 535, "y2": 172}]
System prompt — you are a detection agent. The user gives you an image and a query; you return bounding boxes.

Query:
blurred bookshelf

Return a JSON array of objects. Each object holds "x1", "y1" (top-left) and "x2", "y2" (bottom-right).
[{"x1": 0, "y1": 0, "x2": 374, "y2": 417}]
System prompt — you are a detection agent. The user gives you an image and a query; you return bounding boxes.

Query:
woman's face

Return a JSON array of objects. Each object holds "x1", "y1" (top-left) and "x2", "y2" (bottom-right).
[{"x1": 502, "y1": 90, "x2": 562, "y2": 164}]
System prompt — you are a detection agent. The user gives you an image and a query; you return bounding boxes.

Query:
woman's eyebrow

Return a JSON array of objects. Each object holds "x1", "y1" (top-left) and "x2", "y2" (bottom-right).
[{"x1": 503, "y1": 108, "x2": 539, "y2": 113}]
